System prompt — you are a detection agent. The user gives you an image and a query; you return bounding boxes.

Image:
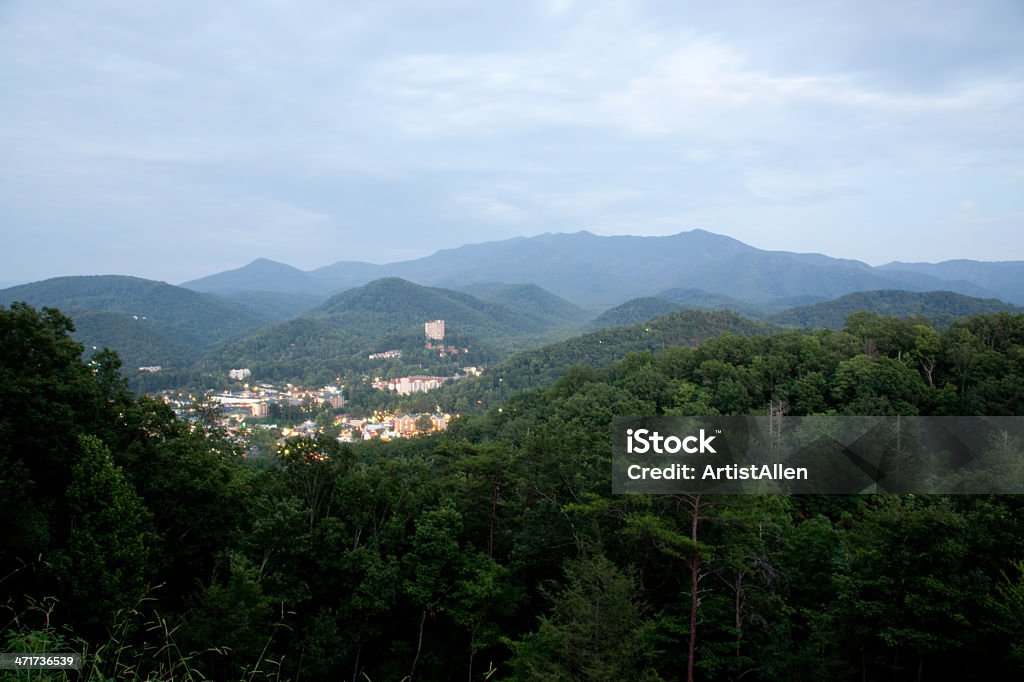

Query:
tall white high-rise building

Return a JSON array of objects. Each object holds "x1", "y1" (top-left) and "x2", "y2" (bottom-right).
[{"x1": 424, "y1": 319, "x2": 445, "y2": 341}]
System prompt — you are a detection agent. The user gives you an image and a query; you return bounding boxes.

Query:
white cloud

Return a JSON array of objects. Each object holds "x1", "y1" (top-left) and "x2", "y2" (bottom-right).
[
  {"x1": 1, "y1": 0, "x2": 1023, "y2": 280},
  {"x1": 744, "y1": 168, "x2": 859, "y2": 205},
  {"x1": 452, "y1": 194, "x2": 530, "y2": 224}
]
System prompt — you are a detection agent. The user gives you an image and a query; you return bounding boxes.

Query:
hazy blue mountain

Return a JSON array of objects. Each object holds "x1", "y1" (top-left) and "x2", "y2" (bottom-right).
[
  {"x1": 767, "y1": 294, "x2": 832, "y2": 308},
  {"x1": 767, "y1": 290, "x2": 1022, "y2": 329},
  {"x1": 183, "y1": 230, "x2": 759, "y2": 306},
  {"x1": 0, "y1": 275, "x2": 270, "y2": 367},
  {"x1": 656, "y1": 288, "x2": 772, "y2": 316},
  {"x1": 587, "y1": 297, "x2": 686, "y2": 330},
  {"x1": 218, "y1": 290, "x2": 327, "y2": 323},
  {"x1": 388, "y1": 230, "x2": 757, "y2": 307},
  {"x1": 674, "y1": 251, "x2": 998, "y2": 304},
  {"x1": 878, "y1": 260, "x2": 1024, "y2": 305},
  {"x1": 182, "y1": 230, "x2": 1019, "y2": 309},
  {"x1": 456, "y1": 282, "x2": 590, "y2": 327},
  {"x1": 182, "y1": 258, "x2": 328, "y2": 295},
  {"x1": 307, "y1": 260, "x2": 391, "y2": 291}
]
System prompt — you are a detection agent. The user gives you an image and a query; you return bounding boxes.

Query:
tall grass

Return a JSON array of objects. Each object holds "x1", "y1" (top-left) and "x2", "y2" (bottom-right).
[{"x1": 1, "y1": 591, "x2": 286, "y2": 682}]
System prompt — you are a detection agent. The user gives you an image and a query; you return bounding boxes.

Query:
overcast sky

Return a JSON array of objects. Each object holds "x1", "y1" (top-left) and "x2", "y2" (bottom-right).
[{"x1": 1, "y1": 0, "x2": 1022, "y2": 285}]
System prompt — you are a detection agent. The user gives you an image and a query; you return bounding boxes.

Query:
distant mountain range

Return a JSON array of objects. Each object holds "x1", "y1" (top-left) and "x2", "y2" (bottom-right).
[
  {"x1": 876, "y1": 260, "x2": 1024, "y2": 307},
  {"x1": 181, "y1": 230, "x2": 1024, "y2": 308},
  {"x1": 3, "y1": 229, "x2": 1024, "y2": 385},
  {"x1": 588, "y1": 289, "x2": 1022, "y2": 331}
]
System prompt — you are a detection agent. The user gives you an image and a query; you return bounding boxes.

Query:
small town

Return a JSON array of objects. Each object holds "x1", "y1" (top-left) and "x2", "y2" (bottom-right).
[{"x1": 157, "y1": 319, "x2": 467, "y2": 456}]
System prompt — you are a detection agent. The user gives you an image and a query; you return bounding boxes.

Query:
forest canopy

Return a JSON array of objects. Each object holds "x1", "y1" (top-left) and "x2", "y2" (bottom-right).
[{"x1": 2, "y1": 302, "x2": 1024, "y2": 681}]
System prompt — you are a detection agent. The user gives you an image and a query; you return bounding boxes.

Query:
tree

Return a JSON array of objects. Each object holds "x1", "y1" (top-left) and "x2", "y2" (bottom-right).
[
  {"x1": 0, "y1": 304, "x2": 102, "y2": 570},
  {"x1": 832, "y1": 496, "x2": 973, "y2": 681},
  {"x1": 508, "y1": 554, "x2": 661, "y2": 681},
  {"x1": 990, "y1": 560, "x2": 1024, "y2": 666},
  {"x1": 624, "y1": 495, "x2": 709, "y2": 682},
  {"x1": 832, "y1": 355, "x2": 925, "y2": 415},
  {"x1": 49, "y1": 435, "x2": 151, "y2": 631},
  {"x1": 403, "y1": 505, "x2": 464, "y2": 682}
]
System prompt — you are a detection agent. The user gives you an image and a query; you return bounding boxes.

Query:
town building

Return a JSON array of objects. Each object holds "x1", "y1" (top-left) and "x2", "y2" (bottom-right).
[
  {"x1": 393, "y1": 412, "x2": 452, "y2": 437},
  {"x1": 424, "y1": 319, "x2": 445, "y2": 341},
  {"x1": 368, "y1": 349, "x2": 402, "y2": 360},
  {"x1": 324, "y1": 395, "x2": 346, "y2": 409}
]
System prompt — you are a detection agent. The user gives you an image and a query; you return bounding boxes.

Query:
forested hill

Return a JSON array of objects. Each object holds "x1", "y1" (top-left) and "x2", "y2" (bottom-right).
[
  {"x1": 768, "y1": 290, "x2": 1021, "y2": 329},
  {"x1": 217, "y1": 289, "x2": 326, "y2": 323},
  {"x1": 181, "y1": 257, "x2": 330, "y2": 295},
  {"x1": 4, "y1": 301, "x2": 1024, "y2": 681},
  {"x1": 64, "y1": 310, "x2": 201, "y2": 368},
  {"x1": 587, "y1": 296, "x2": 687, "y2": 329},
  {"x1": 313, "y1": 277, "x2": 551, "y2": 335},
  {"x1": 434, "y1": 308, "x2": 770, "y2": 411},
  {"x1": 0, "y1": 275, "x2": 269, "y2": 368},
  {"x1": 456, "y1": 282, "x2": 590, "y2": 327},
  {"x1": 657, "y1": 287, "x2": 774, "y2": 316},
  {"x1": 198, "y1": 277, "x2": 578, "y2": 385}
]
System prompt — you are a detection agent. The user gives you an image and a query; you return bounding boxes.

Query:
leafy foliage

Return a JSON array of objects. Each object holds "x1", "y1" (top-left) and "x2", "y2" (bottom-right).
[
  {"x1": 769, "y1": 289, "x2": 1020, "y2": 330},
  {"x1": 4, "y1": 302, "x2": 1024, "y2": 681}
]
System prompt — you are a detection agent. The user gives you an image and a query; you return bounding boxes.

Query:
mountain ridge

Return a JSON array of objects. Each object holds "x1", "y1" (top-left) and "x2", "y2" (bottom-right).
[
  {"x1": 0, "y1": 275, "x2": 271, "y2": 368},
  {"x1": 767, "y1": 290, "x2": 1022, "y2": 329},
  {"x1": 177, "y1": 230, "x2": 1022, "y2": 307}
]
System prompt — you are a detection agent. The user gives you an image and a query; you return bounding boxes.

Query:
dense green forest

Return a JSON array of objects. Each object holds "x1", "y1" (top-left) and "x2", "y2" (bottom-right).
[
  {"x1": 587, "y1": 297, "x2": 689, "y2": 330},
  {"x1": 432, "y1": 309, "x2": 770, "y2": 413},
  {"x1": 767, "y1": 290, "x2": 1021, "y2": 330},
  {"x1": 3, "y1": 302, "x2": 1024, "y2": 681},
  {"x1": 197, "y1": 278, "x2": 580, "y2": 387},
  {"x1": 6, "y1": 275, "x2": 1019, "y2": 401},
  {"x1": 0, "y1": 276, "x2": 272, "y2": 374}
]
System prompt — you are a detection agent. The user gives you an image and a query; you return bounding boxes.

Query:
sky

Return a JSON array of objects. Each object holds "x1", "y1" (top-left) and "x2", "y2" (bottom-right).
[{"x1": 1, "y1": 0, "x2": 1022, "y2": 285}]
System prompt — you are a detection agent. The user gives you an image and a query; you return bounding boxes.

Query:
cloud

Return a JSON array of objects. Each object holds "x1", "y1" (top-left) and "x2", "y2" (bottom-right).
[
  {"x1": 452, "y1": 194, "x2": 530, "y2": 224},
  {"x1": 744, "y1": 169, "x2": 860, "y2": 205},
  {"x1": 0, "y1": 0, "x2": 1022, "y2": 281}
]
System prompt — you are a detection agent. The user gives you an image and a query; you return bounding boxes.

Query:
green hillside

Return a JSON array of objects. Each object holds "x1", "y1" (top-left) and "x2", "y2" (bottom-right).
[
  {"x1": 435, "y1": 308, "x2": 771, "y2": 412},
  {"x1": 314, "y1": 277, "x2": 550, "y2": 335},
  {"x1": 71, "y1": 310, "x2": 200, "y2": 368},
  {"x1": 768, "y1": 290, "x2": 1021, "y2": 329},
  {"x1": 458, "y1": 282, "x2": 590, "y2": 327},
  {"x1": 587, "y1": 297, "x2": 685, "y2": 329},
  {"x1": 218, "y1": 289, "x2": 327, "y2": 323},
  {"x1": 0, "y1": 275, "x2": 269, "y2": 368},
  {"x1": 657, "y1": 287, "x2": 773, "y2": 316},
  {"x1": 199, "y1": 278, "x2": 571, "y2": 385}
]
